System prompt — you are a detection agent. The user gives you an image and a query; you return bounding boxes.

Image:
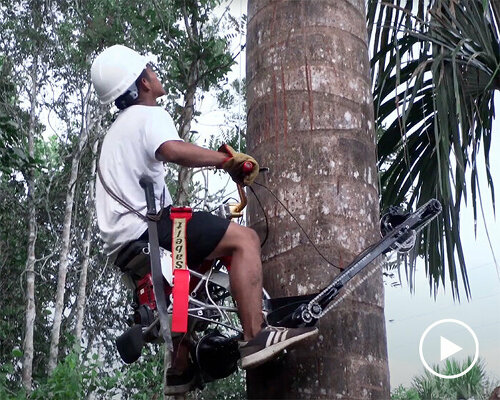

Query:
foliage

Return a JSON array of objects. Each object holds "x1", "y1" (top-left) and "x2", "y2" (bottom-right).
[
  {"x1": 0, "y1": 348, "x2": 121, "y2": 399},
  {"x1": 0, "y1": 59, "x2": 34, "y2": 175},
  {"x1": 0, "y1": 345, "x2": 246, "y2": 400},
  {"x1": 190, "y1": 369, "x2": 246, "y2": 400},
  {"x1": 390, "y1": 357, "x2": 497, "y2": 400},
  {"x1": 116, "y1": 346, "x2": 164, "y2": 400},
  {"x1": 391, "y1": 384, "x2": 420, "y2": 400},
  {"x1": 368, "y1": 0, "x2": 500, "y2": 298}
]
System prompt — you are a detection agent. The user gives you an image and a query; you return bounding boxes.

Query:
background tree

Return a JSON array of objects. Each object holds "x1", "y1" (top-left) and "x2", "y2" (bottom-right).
[
  {"x1": 246, "y1": 0, "x2": 389, "y2": 398},
  {"x1": 0, "y1": 0, "x2": 248, "y2": 397},
  {"x1": 0, "y1": 0, "x2": 57, "y2": 390}
]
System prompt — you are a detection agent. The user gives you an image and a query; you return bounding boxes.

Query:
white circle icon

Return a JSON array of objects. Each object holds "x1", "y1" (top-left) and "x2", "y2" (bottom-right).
[{"x1": 419, "y1": 319, "x2": 479, "y2": 379}]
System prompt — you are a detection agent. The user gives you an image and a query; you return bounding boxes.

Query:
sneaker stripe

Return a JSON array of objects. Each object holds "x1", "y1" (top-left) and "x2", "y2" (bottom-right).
[
  {"x1": 272, "y1": 330, "x2": 286, "y2": 345},
  {"x1": 266, "y1": 331, "x2": 276, "y2": 348},
  {"x1": 272, "y1": 331, "x2": 280, "y2": 345},
  {"x1": 240, "y1": 327, "x2": 319, "y2": 369}
]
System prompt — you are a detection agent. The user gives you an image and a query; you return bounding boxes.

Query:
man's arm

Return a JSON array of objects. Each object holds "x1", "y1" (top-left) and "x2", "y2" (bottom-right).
[{"x1": 156, "y1": 141, "x2": 227, "y2": 167}]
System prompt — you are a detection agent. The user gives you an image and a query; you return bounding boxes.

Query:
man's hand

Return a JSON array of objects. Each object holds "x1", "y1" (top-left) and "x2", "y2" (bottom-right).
[{"x1": 218, "y1": 144, "x2": 259, "y2": 186}]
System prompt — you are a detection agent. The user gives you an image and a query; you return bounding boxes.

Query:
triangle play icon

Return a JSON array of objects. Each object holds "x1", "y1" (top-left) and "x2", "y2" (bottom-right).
[{"x1": 440, "y1": 336, "x2": 463, "y2": 361}]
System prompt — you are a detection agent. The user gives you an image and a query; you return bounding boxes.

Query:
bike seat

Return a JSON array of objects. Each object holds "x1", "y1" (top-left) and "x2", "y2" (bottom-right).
[{"x1": 115, "y1": 239, "x2": 150, "y2": 281}]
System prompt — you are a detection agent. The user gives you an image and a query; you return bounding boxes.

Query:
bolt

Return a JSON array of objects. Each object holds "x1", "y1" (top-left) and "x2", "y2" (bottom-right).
[{"x1": 311, "y1": 303, "x2": 322, "y2": 316}]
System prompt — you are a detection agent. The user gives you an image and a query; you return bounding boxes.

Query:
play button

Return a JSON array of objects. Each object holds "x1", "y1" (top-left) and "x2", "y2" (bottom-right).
[
  {"x1": 419, "y1": 319, "x2": 479, "y2": 379},
  {"x1": 440, "y1": 336, "x2": 462, "y2": 361}
]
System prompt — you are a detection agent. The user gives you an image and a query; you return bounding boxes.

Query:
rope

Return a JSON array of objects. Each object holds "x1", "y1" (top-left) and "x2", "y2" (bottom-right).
[
  {"x1": 253, "y1": 182, "x2": 340, "y2": 270},
  {"x1": 97, "y1": 162, "x2": 164, "y2": 222}
]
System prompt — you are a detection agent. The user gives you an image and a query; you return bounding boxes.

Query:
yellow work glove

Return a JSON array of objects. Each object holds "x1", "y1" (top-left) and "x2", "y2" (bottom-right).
[{"x1": 218, "y1": 144, "x2": 259, "y2": 186}]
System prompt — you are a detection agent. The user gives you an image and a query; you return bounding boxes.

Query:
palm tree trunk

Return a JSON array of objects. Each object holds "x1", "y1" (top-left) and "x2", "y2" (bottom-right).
[
  {"x1": 47, "y1": 90, "x2": 91, "y2": 373},
  {"x1": 21, "y1": 54, "x2": 39, "y2": 393},
  {"x1": 246, "y1": 0, "x2": 390, "y2": 398}
]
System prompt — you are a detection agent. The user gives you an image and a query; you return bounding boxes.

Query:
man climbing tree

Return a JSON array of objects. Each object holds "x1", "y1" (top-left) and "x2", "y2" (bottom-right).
[{"x1": 90, "y1": 44, "x2": 318, "y2": 395}]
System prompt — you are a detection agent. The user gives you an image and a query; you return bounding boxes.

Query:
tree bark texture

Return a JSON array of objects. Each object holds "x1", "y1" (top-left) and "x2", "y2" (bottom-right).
[
  {"x1": 246, "y1": 1, "x2": 390, "y2": 398},
  {"x1": 47, "y1": 94, "x2": 91, "y2": 373},
  {"x1": 21, "y1": 54, "x2": 39, "y2": 394}
]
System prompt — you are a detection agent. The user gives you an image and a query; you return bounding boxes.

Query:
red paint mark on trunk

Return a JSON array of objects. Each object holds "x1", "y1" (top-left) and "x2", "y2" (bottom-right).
[
  {"x1": 305, "y1": 56, "x2": 314, "y2": 131},
  {"x1": 272, "y1": 72, "x2": 279, "y2": 152},
  {"x1": 280, "y1": 62, "x2": 288, "y2": 147},
  {"x1": 264, "y1": 103, "x2": 270, "y2": 142}
]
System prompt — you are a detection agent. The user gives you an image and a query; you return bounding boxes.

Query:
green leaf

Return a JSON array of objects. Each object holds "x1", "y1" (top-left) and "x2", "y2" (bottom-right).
[{"x1": 11, "y1": 348, "x2": 22, "y2": 358}]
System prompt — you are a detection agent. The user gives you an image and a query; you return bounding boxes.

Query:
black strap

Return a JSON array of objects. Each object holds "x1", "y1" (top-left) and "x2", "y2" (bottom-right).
[
  {"x1": 140, "y1": 176, "x2": 173, "y2": 351},
  {"x1": 144, "y1": 206, "x2": 173, "y2": 351}
]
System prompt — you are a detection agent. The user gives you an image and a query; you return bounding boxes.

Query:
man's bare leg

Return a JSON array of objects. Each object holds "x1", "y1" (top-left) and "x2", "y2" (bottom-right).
[
  {"x1": 207, "y1": 223, "x2": 265, "y2": 341},
  {"x1": 170, "y1": 223, "x2": 263, "y2": 374}
]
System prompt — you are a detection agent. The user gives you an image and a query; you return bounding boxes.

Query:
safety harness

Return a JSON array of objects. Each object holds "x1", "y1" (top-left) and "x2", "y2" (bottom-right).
[
  {"x1": 169, "y1": 207, "x2": 192, "y2": 332},
  {"x1": 97, "y1": 164, "x2": 192, "y2": 348}
]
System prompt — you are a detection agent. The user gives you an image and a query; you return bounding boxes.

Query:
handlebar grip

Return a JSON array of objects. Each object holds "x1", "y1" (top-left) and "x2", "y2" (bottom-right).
[
  {"x1": 139, "y1": 176, "x2": 157, "y2": 215},
  {"x1": 242, "y1": 161, "x2": 254, "y2": 174}
]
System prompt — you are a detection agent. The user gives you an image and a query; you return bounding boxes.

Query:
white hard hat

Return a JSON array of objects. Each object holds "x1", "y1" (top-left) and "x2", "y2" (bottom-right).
[{"x1": 91, "y1": 44, "x2": 149, "y2": 104}]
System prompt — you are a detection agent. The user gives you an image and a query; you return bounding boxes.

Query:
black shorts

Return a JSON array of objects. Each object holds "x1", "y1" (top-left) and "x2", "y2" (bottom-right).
[{"x1": 137, "y1": 206, "x2": 230, "y2": 267}]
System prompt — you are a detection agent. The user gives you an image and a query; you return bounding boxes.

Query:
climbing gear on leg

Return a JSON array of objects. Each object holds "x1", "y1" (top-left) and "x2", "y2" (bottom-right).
[{"x1": 170, "y1": 207, "x2": 193, "y2": 333}]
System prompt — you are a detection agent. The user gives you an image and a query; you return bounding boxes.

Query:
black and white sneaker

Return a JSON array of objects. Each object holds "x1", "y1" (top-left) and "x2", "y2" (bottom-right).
[{"x1": 239, "y1": 325, "x2": 318, "y2": 369}]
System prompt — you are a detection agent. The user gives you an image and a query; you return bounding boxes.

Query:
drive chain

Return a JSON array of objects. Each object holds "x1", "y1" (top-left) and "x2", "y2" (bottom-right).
[{"x1": 306, "y1": 203, "x2": 440, "y2": 320}]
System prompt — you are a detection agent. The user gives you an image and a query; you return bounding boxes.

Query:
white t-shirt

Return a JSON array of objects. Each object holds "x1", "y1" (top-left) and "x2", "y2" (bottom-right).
[{"x1": 96, "y1": 105, "x2": 182, "y2": 256}]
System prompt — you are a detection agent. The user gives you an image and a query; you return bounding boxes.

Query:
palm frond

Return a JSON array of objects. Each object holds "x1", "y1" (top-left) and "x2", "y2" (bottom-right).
[{"x1": 368, "y1": 0, "x2": 500, "y2": 299}]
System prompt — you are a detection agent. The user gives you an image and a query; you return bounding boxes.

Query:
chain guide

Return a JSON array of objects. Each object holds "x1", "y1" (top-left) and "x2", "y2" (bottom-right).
[{"x1": 302, "y1": 199, "x2": 442, "y2": 323}]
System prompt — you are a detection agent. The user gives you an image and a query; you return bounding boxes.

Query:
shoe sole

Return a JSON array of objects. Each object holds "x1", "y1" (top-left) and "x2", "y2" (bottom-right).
[{"x1": 241, "y1": 328, "x2": 318, "y2": 369}]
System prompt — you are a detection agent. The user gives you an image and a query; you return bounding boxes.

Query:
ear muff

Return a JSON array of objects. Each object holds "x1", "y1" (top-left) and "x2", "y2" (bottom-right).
[{"x1": 114, "y1": 82, "x2": 139, "y2": 110}]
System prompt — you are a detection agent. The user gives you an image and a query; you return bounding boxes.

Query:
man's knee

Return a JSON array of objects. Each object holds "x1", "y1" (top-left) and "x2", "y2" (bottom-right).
[
  {"x1": 225, "y1": 224, "x2": 260, "y2": 252},
  {"x1": 209, "y1": 223, "x2": 260, "y2": 259},
  {"x1": 237, "y1": 226, "x2": 260, "y2": 252}
]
